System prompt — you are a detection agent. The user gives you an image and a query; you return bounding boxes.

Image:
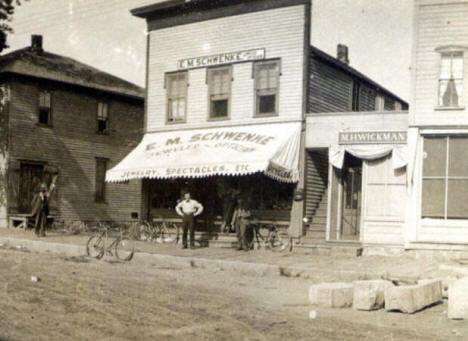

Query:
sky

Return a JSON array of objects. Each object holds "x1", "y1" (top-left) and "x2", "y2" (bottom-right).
[{"x1": 5, "y1": 0, "x2": 414, "y2": 101}]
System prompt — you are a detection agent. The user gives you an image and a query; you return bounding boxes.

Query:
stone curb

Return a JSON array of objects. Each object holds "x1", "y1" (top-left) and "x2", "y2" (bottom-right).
[{"x1": 0, "y1": 236, "x2": 385, "y2": 280}]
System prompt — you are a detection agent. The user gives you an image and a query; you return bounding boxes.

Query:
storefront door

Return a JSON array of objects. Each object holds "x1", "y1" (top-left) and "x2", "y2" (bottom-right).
[{"x1": 340, "y1": 165, "x2": 361, "y2": 240}]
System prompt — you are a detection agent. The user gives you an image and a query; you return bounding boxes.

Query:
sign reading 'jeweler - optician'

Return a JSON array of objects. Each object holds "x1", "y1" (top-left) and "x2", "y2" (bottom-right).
[
  {"x1": 339, "y1": 131, "x2": 407, "y2": 144},
  {"x1": 178, "y1": 48, "x2": 265, "y2": 70}
]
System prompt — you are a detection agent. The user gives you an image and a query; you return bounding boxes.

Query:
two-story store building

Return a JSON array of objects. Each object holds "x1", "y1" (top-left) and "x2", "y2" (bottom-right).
[
  {"x1": 109, "y1": 0, "x2": 408, "y2": 247},
  {"x1": 0, "y1": 35, "x2": 144, "y2": 228},
  {"x1": 405, "y1": 0, "x2": 468, "y2": 252}
]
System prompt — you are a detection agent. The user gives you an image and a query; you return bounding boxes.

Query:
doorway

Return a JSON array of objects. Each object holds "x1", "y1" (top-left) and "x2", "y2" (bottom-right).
[
  {"x1": 340, "y1": 157, "x2": 362, "y2": 240},
  {"x1": 19, "y1": 163, "x2": 44, "y2": 213},
  {"x1": 329, "y1": 154, "x2": 362, "y2": 241}
]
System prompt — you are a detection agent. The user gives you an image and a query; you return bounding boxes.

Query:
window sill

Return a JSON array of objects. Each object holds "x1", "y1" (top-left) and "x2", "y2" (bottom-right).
[
  {"x1": 434, "y1": 106, "x2": 466, "y2": 111},
  {"x1": 36, "y1": 123, "x2": 53, "y2": 128},
  {"x1": 208, "y1": 116, "x2": 230, "y2": 122},
  {"x1": 166, "y1": 120, "x2": 186, "y2": 125},
  {"x1": 254, "y1": 113, "x2": 279, "y2": 118}
]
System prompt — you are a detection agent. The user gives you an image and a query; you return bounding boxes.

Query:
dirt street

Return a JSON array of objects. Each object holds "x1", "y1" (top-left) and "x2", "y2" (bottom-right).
[{"x1": 0, "y1": 247, "x2": 465, "y2": 341}]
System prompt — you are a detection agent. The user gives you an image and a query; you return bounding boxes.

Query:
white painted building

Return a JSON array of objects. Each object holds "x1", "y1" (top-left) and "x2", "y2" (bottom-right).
[{"x1": 406, "y1": 0, "x2": 468, "y2": 251}]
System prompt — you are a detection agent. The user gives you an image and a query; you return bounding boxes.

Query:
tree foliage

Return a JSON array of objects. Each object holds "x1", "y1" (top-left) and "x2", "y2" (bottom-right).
[{"x1": 0, "y1": 0, "x2": 27, "y2": 52}]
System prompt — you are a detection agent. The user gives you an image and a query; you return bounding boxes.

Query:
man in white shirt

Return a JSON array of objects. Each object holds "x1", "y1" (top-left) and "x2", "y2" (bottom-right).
[{"x1": 175, "y1": 192, "x2": 204, "y2": 249}]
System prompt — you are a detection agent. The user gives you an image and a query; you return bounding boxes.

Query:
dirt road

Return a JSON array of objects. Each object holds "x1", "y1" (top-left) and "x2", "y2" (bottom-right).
[{"x1": 0, "y1": 247, "x2": 465, "y2": 341}]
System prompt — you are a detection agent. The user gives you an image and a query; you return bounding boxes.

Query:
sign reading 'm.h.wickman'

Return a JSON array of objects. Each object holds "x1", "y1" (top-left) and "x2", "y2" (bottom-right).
[
  {"x1": 178, "y1": 48, "x2": 265, "y2": 70},
  {"x1": 339, "y1": 131, "x2": 407, "y2": 145}
]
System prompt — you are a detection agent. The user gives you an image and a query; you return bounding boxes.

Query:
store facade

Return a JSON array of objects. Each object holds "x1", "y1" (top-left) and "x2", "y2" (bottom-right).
[
  {"x1": 304, "y1": 111, "x2": 410, "y2": 247},
  {"x1": 107, "y1": 0, "x2": 312, "y2": 233},
  {"x1": 405, "y1": 0, "x2": 468, "y2": 250}
]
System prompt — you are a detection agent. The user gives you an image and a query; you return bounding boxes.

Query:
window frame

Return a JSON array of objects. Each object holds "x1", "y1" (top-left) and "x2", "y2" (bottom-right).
[
  {"x1": 97, "y1": 101, "x2": 109, "y2": 134},
  {"x1": 206, "y1": 65, "x2": 232, "y2": 121},
  {"x1": 437, "y1": 51, "x2": 464, "y2": 108},
  {"x1": 165, "y1": 71, "x2": 188, "y2": 124},
  {"x1": 421, "y1": 135, "x2": 468, "y2": 220},
  {"x1": 253, "y1": 59, "x2": 281, "y2": 117},
  {"x1": 375, "y1": 94, "x2": 385, "y2": 111},
  {"x1": 37, "y1": 90, "x2": 52, "y2": 126},
  {"x1": 351, "y1": 81, "x2": 360, "y2": 112},
  {"x1": 94, "y1": 157, "x2": 108, "y2": 203}
]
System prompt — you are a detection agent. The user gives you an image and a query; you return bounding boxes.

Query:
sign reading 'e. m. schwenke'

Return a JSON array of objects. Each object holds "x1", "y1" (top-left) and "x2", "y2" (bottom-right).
[
  {"x1": 178, "y1": 48, "x2": 265, "y2": 70},
  {"x1": 339, "y1": 131, "x2": 407, "y2": 145}
]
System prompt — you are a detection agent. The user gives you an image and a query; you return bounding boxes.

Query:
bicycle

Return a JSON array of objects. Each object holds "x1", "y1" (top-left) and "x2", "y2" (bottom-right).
[
  {"x1": 86, "y1": 222, "x2": 135, "y2": 261},
  {"x1": 245, "y1": 220, "x2": 292, "y2": 252},
  {"x1": 136, "y1": 217, "x2": 180, "y2": 244}
]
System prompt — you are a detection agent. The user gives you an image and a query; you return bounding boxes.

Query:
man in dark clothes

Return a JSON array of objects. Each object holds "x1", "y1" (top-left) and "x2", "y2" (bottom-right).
[
  {"x1": 231, "y1": 198, "x2": 251, "y2": 250},
  {"x1": 31, "y1": 182, "x2": 54, "y2": 237}
]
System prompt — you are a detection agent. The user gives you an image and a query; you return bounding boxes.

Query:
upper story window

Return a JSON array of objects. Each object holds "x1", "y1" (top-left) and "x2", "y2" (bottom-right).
[
  {"x1": 38, "y1": 91, "x2": 52, "y2": 125},
  {"x1": 97, "y1": 102, "x2": 109, "y2": 134},
  {"x1": 438, "y1": 51, "x2": 463, "y2": 108},
  {"x1": 351, "y1": 81, "x2": 360, "y2": 111},
  {"x1": 375, "y1": 94, "x2": 385, "y2": 111},
  {"x1": 207, "y1": 66, "x2": 232, "y2": 120},
  {"x1": 254, "y1": 60, "x2": 280, "y2": 116},
  {"x1": 165, "y1": 71, "x2": 188, "y2": 123}
]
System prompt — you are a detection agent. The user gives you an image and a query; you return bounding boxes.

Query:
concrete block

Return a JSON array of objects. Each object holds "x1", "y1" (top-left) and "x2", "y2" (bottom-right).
[
  {"x1": 353, "y1": 280, "x2": 394, "y2": 311},
  {"x1": 419, "y1": 277, "x2": 456, "y2": 299},
  {"x1": 384, "y1": 279, "x2": 443, "y2": 313},
  {"x1": 448, "y1": 276, "x2": 468, "y2": 320},
  {"x1": 309, "y1": 282, "x2": 354, "y2": 308}
]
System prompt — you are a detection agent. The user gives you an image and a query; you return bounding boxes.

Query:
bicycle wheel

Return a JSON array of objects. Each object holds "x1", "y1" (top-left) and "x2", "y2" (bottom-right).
[
  {"x1": 86, "y1": 235, "x2": 104, "y2": 259},
  {"x1": 114, "y1": 237, "x2": 135, "y2": 261}
]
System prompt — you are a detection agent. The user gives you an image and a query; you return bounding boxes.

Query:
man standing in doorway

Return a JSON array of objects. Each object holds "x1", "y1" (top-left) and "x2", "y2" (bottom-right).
[
  {"x1": 175, "y1": 192, "x2": 204, "y2": 249},
  {"x1": 31, "y1": 182, "x2": 55, "y2": 237}
]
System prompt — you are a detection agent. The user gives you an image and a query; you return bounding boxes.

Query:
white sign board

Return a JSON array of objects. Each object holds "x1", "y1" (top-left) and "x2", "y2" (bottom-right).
[{"x1": 177, "y1": 48, "x2": 265, "y2": 70}]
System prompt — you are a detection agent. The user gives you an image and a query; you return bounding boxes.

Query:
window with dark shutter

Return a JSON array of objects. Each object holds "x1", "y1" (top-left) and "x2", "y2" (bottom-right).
[{"x1": 38, "y1": 91, "x2": 52, "y2": 125}]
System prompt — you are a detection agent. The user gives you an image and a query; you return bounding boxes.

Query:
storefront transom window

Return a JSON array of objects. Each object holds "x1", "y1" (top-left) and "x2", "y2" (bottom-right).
[{"x1": 422, "y1": 136, "x2": 468, "y2": 219}]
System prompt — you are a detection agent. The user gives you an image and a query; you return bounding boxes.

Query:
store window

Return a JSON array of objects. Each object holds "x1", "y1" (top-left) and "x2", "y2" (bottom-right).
[
  {"x1": 366, "y1": 156, "x2": 406, "y2": 219},
  {"x1": 165, "y1": 71, "x2": 188, "y2": 123},
  {"x1": 207, "y1": 66, "x2": 232, "y2": 119},
  {"x1": 38, "y1": 91, "x2": 52, "y2": 125},
  {"x1": 95, "y1": 158, "x2": 108, "y2": 203},
  {"x1": 438, "y1": 52, "x2": 463, "y2": 108},
  {"x1": 97, "y1": 102, "x2": 109, "y2": 134},
  {"x1": 254, "y1": 60, "x2": 280, "y2": 116},
  {"x1": 422, "y1": 136, "x2": 468, "y2": 219}
]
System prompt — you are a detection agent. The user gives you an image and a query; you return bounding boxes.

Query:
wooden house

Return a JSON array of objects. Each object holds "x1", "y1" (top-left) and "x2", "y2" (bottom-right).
[{"x1": 0, "y1": 35, "x2": 145, "y2": 228}]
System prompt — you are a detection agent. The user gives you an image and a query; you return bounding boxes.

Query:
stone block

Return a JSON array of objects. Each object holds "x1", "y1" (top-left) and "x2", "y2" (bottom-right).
[
  {"x1": 418, "y1": 277, "x2": 456, "y2": 299},
  {"x1": 309, "y1": 282, "x2": 354, "y2": 308},
  {"x1": 448, "y1": 276, "x2": 468, "y2": 320},
  {"x1": 384, "y1": 279, "x2": 443, "y2": 313},
  {"x1": 353, "y1": 280, "x2": 394, "y2": 311}
]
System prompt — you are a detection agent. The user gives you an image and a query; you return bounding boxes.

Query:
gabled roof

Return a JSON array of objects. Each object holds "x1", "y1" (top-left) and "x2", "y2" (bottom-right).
[
  {"x1": 0, "y1": 46, "x2": 144, "y2": 100},
  {"x1": 310, "y1": 45, "x2": 408, "y2": 105}
]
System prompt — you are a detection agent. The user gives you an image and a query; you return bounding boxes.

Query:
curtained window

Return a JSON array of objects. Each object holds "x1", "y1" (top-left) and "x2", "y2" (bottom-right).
[{"x1": 438, "y1": 52, "x2": 463, "y2": 107}]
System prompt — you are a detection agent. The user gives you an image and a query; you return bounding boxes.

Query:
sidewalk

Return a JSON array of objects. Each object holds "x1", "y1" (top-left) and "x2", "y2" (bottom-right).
[{"x1": 0, "y1": 227, "x2": 466, "y2": 282}]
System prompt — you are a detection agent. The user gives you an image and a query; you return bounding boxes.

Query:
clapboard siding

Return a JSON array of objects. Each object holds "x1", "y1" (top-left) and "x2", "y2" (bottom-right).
[
  {"x1": 146, "y1": 5, "x2": 306, "y2": 131},
  {"x1": 304, "y1": 150, "x2": 328, "y2": 222},
  {"x1": 308, "y1": 51, "x2": 405, "y2": 113},
  {"x1": 412, "y1": 0, "x2": 468, "y2": 126},
  {"x1": 7, "y1": 76, "x2": 144, "y2": 223}
]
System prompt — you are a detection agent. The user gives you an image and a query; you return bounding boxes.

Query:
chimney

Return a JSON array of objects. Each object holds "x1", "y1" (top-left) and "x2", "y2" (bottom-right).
[
  {"x1": 30, "y1": 35, "x2": 43, "y2": 53},
  {"x1": 337, "y1": 44, "x2": 349, "y2": 64}
]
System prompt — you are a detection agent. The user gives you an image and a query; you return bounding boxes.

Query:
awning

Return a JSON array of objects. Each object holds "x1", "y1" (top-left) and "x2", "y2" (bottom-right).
[
  {"x1": 106, "y1": 122, "x2": 301, "y2": 183},
  {"x1": 329, "y1": 144, "x2": 408, "y2": 170}
]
